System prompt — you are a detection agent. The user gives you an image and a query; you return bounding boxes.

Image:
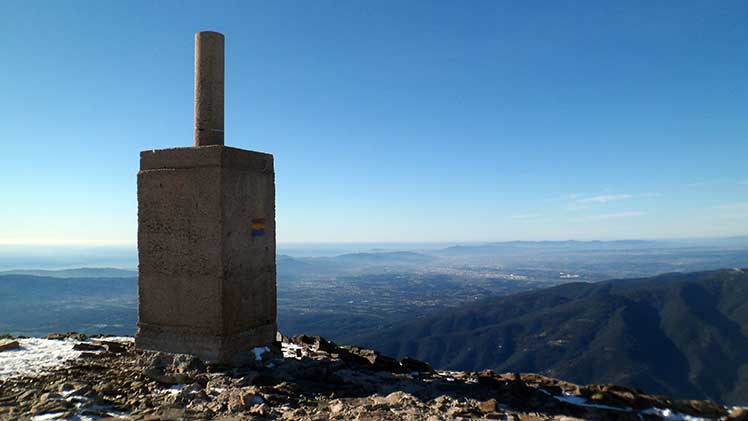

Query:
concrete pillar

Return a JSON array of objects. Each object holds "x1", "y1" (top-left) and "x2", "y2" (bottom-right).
[
  {"x1": 135, "y1": 32, "x2": 276, "y2": 365},
  {"x1": 194, "y1": 31, "x2": 224, "y2": 146}
]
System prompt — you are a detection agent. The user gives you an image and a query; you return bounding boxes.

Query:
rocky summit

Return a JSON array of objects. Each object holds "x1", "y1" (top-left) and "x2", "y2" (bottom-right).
[{"x1": 0, "y1": 333, "x2": 745, "y2": 420}]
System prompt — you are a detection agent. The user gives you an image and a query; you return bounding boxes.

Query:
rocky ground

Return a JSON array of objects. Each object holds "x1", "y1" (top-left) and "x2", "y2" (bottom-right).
[{"x1": 0, "y1": 333, "x2": 746, "y2": 420}]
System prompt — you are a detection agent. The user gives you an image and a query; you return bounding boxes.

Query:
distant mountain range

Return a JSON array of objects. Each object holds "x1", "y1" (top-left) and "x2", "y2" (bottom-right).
[
  {"x1": 346, "y1": 269, "x2": 748, "y2": 405},
  {"x1": 0, "y1": 267, "x2": 137, "y2": 278},
  {"x1": 5, "y1": 237, "x2": 748, "y2": 280}
]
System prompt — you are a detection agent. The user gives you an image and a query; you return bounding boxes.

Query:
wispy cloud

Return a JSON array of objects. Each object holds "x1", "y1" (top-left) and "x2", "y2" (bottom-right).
[
  {"x1": 576, "y1": 194, "x2": 634, "y2": 204},
  {"x1": 568, "y1": 192, "x2": 661, "y2": 210},
  {"x1": 586, "y1": 211, "x2": 646, "y2": 220},
  {"x1": 511, "y1": 213, "x2": 542, "y2": 220}
]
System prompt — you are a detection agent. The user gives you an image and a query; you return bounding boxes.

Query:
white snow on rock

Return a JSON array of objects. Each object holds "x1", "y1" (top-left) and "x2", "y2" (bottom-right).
[
  {"x1": 161, "y1": 384, "x2": 187, "y2": 396},
  {"x1": 31, "y1": 414, "x2": 70, "y2": 420},
  {"x1": 554, "y1": 393, "x2": 632, "y2": 412},
  {"x1": 550, "y1": 392, "x2": 712, "y2": 421},
  {"x1": 0, "y1": 338, "x2": 90, "y2": 379},
  {"x1": 32, "y1": 408, "x2": 130, "y2": 421},
  {"x1": 0, "y1": 335, "x2": 135, "y2": 379},
  {"x1": 281, "y1": 342, "x2": 305, "y2": 359},
  {"x1": 251, "y1": 346, "x2": 270, "y2": 362},
  {"x1": 641, "y1": 407, "x2": 711, "y2": 421},
  {"x1": 90, "y1": 336, "x2": 134, "y2": 344}
]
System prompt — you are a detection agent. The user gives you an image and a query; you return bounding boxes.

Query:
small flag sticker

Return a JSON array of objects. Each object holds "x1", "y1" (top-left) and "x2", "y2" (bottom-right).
[{"x1": 251, "y1": 218, "x2": 266, "y2": 237}]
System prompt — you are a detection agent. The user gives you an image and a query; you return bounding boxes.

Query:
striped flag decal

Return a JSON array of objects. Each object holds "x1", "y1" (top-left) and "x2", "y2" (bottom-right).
[{"x1": 251, "y1": 218, "x2": 266, "y2": 237}]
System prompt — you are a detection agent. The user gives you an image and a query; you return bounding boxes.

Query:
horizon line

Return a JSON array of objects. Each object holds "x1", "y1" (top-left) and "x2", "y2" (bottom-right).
[{"x1": 2, "y1": 234, "x2": 748, "y2": 248}]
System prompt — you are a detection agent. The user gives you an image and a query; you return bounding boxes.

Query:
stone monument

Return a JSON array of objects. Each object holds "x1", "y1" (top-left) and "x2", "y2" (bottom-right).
[{"x1": 135, "y1": 31, "x2": 277, "y2": 365}]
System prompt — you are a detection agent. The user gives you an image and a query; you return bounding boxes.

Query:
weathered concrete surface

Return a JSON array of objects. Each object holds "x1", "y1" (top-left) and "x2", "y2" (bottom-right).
[
  {"x1": 136, "y1": 145, "x2": 276, "y2": 364},
  {"x1": 194, "y1": 31, "x2": 224, "y2": 146}
]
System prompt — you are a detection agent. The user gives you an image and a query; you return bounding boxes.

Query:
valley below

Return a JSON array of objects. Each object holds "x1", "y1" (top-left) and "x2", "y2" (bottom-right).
[{"x1": 2, "y1": 238, "x2": 748, "y2": 404}]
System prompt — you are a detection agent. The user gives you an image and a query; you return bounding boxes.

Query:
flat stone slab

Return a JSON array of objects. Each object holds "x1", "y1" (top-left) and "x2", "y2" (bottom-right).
[{"x1": 0, "y1": 339, "x2": 19, "y2": 352}]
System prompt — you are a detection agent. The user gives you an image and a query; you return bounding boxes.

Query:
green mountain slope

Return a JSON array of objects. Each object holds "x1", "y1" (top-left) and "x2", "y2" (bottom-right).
[{"x1": 345, "y1": 269, "x2": 748, "y2": 405}]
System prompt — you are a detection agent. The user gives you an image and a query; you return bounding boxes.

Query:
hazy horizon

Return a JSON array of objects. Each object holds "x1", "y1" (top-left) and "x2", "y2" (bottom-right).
[{"x1": 2, "y1": 234, "x2": 747, "y2": 271}]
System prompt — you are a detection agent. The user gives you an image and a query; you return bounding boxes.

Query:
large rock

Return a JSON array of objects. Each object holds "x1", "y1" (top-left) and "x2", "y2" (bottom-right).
[
  {"x1": 73, "y1": 343, "x2": 106, "y2": 352},
  {"x1": 44, "y1": 332, "x2": 87, "y2": 341},
  {"x1": 344, "y1": 347, "x2": 406, "y2": 373},
  {"x1": 138, "y1": 351, "x2": 205, "y2": 385},
  {"x1": 0, "y1": 339, "x2": 19, "y2": 352},
  {"x1": 400, "y1": 357, "x2": 434, "y2": 373}
]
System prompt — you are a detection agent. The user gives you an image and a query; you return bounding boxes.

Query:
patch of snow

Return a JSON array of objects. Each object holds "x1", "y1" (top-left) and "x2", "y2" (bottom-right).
[
  {"x1": 60, "y1": 388, "x2": 78, "y2": 398},
  {"x1": 105, "y1": 410, "x2": 132, "y2": 419},
  {"x1": 643, "y1": 408, "x2": 677, "y2": 418},
  {"x1": 281, "y1": 342, "x2": 305, "y2": 359},
  {"x1": 554, "y1": 393, "x2": 632, "y2": 412},
  {"x1": 33, "y1": 411, "x2": 114, "y2": 421},
  {"x1": 641, "y1": 407, "x2": 711, "y2": 421},
  {"x1": 161, "y1": 384, "x2": 187, "y2": 396},
  {"x1": 31, "y1": 414, "x2": 67, "y2": 420},
  {"x1": 251, "y1": 346, "x2": 270, "y2": 362},
  {"x1": 0, "y1": 338, "x2": 86, "y2": 379},
  {"x1": 90, "y1": 336, "x2": 134, "y2": 343},
  {"x1": 553, "y1": 394, "x2": 715, "y2": 420}
]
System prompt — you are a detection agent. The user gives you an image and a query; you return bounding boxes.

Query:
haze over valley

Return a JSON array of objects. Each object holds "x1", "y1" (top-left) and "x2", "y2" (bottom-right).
[
  {"x1": 4, "y1": 238, "x2": 747, "y2": 338},
  {"x1": 3, "y1": 237, "x2": 748, "y2": 404}
]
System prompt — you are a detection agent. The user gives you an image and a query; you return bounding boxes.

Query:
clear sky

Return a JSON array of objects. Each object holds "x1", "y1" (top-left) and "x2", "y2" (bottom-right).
[{"x1": 1, "y1": 0, "x2": 747, "y2": 244}]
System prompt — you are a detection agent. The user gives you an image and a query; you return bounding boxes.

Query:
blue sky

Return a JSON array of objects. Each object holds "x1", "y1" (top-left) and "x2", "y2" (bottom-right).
[{"x1": 1, "y1": 0, "x2": 747, "y2": 244}]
